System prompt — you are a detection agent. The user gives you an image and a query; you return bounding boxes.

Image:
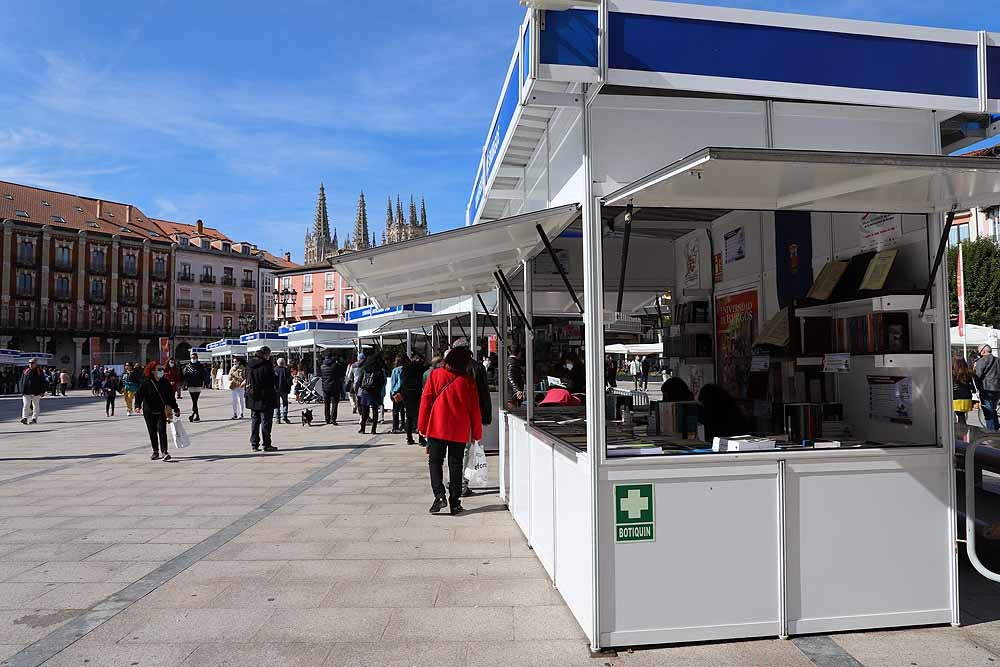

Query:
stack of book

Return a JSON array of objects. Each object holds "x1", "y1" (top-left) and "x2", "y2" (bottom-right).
[
  {"x1": 712, "y1": 435, "x2": 777, "y2": 452},
  {"x1": 784, "y1": 403, "x2": 824, "y2": 442}
]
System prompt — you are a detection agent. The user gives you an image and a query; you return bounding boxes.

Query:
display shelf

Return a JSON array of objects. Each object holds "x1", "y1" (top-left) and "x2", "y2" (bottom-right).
[
  {"x1": 796, "y1": 352, "x2": 933, "y2": 369},
  {"x1": 794, "y1": 293, "x2": 925, "y2": 318},
  {"x1": 666, "y1": 322, "x2": 713, "y2": 338}
]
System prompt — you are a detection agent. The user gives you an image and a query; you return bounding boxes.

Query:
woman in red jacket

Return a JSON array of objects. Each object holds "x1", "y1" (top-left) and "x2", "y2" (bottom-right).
[{"x1": 418, "y1": 346, "x2": 482, "y2": 515}]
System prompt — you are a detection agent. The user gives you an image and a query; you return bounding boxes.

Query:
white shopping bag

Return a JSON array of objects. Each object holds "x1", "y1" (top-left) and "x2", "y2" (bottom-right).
[
  {"x1": 464, "y1": 441, "x2": 489, "y2": 487},
  {"x1": 168, "y1": 419, "x2": 192, "y2": 449}
]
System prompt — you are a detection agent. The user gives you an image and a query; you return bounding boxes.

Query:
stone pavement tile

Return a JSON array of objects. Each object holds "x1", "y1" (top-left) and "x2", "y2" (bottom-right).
[
  {"x1": 369, "y1": 526, "x2": 456, "y2": 542},
  {"x1": 374, "y1": 559, "x2": 480, "y2": 581},
  {"x1": 467, "y1": 640, "x2": 599, "y2": 667},
  {"x1": 625, "y1": 639, "x2": 815, "y2": 667},
  {"x1": 476, "y1": 557, "x2": 548, "y2": 579},
  {"x1": 210, "y1": 580, "x2": 335, "y2": 608},
  {"x1": 513, "y1": 605, "x2": 587, "y2": 640},
  {"x1": 329, "y1": 539, "x2": 510, "y2": 560},
  {"x1": 0, "y1": 529, "x2": 90, "y2": 544},
  {"x1": 178, "y1": 642, "x2": 332, "y2": 667},
  {"x1": 323, "y1": 640, "x2": 467, "y2": 667},
  {"x1": 836, "y1": 626, "x2": 1000, "y2": 667},
  {"x1": 403, "y1": 513, "x2": 486, "y2": 528},
  {"x1": 229, "y1": 527, "x2": 301, "y2": 543},
  {"x1": 453, "y1": 524, "x2": 526, "y2": 541},
  {"x1": 329, "y1": 514, "x2": 409, "y2": 529},
  {"x1": 204, "y1": 541, "x2": 335, "y2": 561},
  {"x1": 436, "y1": 578, "x2": 562, "y2": 607},
  {"x1": 27, "y1": 582, "x2": 124, "y2": 609},
  {"x1": 0, "y1": 644, "x2": 27, "y2": 663},
  {"x1": 253, "y1": 608, "x2": 392, "y2": 642},
  {"x1": 290, "y1": 503, "x2": 371, "y2": 516},
  {"x1": 961, "y1": 619, "x2": 1000, "y2": 654},
  {"x1": 57, "y1": 516, "x2": 144, "y2": 530},
  {"x1": 146, "y1": 528, "x2": 219, "y2": 544},
  {"x1": 83, "y1": 543, "x2": 192, "y2": 562},
  {"x1": 384, "y1": 606, "x2": 513, "y2": 641},
  {"x1": 270, "y1": 559, "x2": 380, "y2": 583},
  {"x1": 137, "y1": 581, "x2": 233, "y2": 609},
  {"x1": 0, "y1": 608, "x2": 81, "y2": 644},
  {"x1": 121, "y1": 608, "x2": 274, "y2": 643},
  {"x1": 287, "y1": 526, "x2": 377, "y2": 542},
  {"x1": 0, "y1": 561, "x2": 47, "y2": 582},
  {"x1": 0, "y1": 517, "x2": 75, "y2": 531},
  {"x1": 361, "y1": 503, "x2": 426, "y2": 515},
  {"x1": 74, "y1": 528, "x2": 171, "y2": 543},
  {"x1": 4, "y1": 542, "x2": 112, "y2": 562},
  {"x1": 116, "y1": 506, "x2": 198, "y2": 519},
  {"x1": 0, "y1": 582, "x2": 52, "y2": 608},
  {"x1": 42, "y1": 640, "x2": 199, "y2": 667},
  {"x1": 323, "y1": 580, "x2": 440, "y2": 608},
  {"x1": 139, "y1": 516, "x2": 235, "y2": 530},
  {"x1": 168, "y1": 560, "x2": 287, "y2": 585}
]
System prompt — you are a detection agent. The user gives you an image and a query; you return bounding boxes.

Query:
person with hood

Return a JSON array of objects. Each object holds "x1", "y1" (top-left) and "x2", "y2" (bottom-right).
[
  {"x1": 563, "y1": 351, "x2": 586, "y2": 394},
  {"x1": 357, "y1": 352, "x2": 387, "y2": 435},
  {"x1": 390, "y1": 354, "x2": 407, "y2": 434},
  {"x1": 245, "y1": 346, "x2": 278, "y2": 452},
  {"x1": 134, "y1": 360, "x2": 180, "y2": 461},
  {"x1": 349, "y1": 353, "x2": 366, "y2": 423},
  {"x1": 182, "y1": 353, "x2": 209, "y2": 422},
  {"x1": 419, "y1": 345, "x2": 483, "y2": 515},
  {"x1": 401, "y1": 353, "x2": 428, "y2": 445},
  {"x1": 122, "y1": 362, "x2": 141, "y2": 415},
  {"x1": 975, "y1": 344, "x2": 1000, "y2": 431},
  {"x1": 320, "y1": 353, "x2": 346, "y2": 425},
  {"x1": 164, "y1": 358, "x2": 181, "y2": 398},
  {"x1": 19, "y1": 358, "x2": 46, "y2": 424},
  {"x1": 274, "y1": 356, "x2": 293, "y2": 424},
  {"x1": 229, "y1": 357, "x2": 246, "y2": 420}
]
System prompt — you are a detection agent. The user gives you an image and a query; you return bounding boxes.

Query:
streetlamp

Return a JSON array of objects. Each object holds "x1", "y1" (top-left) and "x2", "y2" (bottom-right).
[
  {"x1": 239, "y1": 312, "x2": 256, "y2": 334},
  {"x1": 274, "y1": 287, "x2": 298, "y2": 324}
]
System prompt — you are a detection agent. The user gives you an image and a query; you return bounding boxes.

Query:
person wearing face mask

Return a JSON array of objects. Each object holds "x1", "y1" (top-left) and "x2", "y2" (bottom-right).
[
  {"x1": 245, "y1": 346, "x2": 279, "y2": 452},
  {"x1": 182, "y1": 353, "x2": 209, "y2": 422},
  {"x1": 164, "y1": 358, "x2": 182, "y2": 398},
  {"x1": 563, "y1": 352, "x2": 586, "y2": 394},
  {"x1": 135, "y1": 361, "x2": 180, "y2": 461},
  {"x1": 19, "y1": 358, "x2": 46, "y2": 425}
]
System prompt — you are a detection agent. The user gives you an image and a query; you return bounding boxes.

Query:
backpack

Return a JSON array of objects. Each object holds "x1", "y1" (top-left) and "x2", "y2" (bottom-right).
[{"x1": 361, "y1": 368, "x2": 383, "y2": 392}]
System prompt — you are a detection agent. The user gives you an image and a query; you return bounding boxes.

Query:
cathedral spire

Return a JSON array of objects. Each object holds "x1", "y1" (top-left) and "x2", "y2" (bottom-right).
[
  {"x1": 332, "y1": 227, "x2": 339, "y2": 250},
  {"x1": 395, "y1": 195, "x2": 405, "y2": 230},
  {"x1": 385, "y1": 196, "x2": 394, "y2": 236},
  {"x1": 408, "y1": 195, "x2": 418, "y2": 229},
  {"x1": 353, "y1": 191, "x2": 369, "y2": 250},
  {"x1": 314, "y1": 183, "x2": 331, "y2": 245},
  {"x1": 420, "y1": 196, "x2": 428, "y2": 229}
]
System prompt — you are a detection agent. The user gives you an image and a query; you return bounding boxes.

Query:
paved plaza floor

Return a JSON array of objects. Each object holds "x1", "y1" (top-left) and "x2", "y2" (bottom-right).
[{"x1": 3, "y1": 390, "x2": 1000, "y2": 666}]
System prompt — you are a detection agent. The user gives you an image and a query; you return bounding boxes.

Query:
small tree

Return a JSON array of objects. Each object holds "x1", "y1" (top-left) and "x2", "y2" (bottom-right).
[{"x1": 948, "y1": 236, "x2": 1000, "y2": 328}]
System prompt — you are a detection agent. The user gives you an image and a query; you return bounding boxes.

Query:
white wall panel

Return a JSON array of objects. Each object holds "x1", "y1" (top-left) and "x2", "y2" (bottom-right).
[
  {"x1": 771, "y1": 103, "x2": 936, "y2": 154},
  {"x1": 548, "y1": 107, "x2": 585, "y2": 207}
]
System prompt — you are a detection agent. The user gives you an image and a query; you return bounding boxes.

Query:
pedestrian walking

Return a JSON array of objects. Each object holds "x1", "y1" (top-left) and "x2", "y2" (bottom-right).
[
  {"x1": 134, "y1": 361, "x2": 180, "y2": 461},
  {"x1": 640, "y1": 355, "x2": 651, "y2": 390},
  {"x1": 975, "y1": 344, "x2": 1000, "y2": 431},
  {"x1": 19, "y1": 358, "x2": 46, "y2": 424},
  {"x1": 390, "y1": 354, "x2": 407, "y2": 433},
  {"x1": 401, "y1": 353, "x2": 427, "y2": 445},
  {"x1": 214, "y1": 364, "x2": 225, "y2": 391},
  {"x1": 319, "y1": 353, "x2": 345, "y2": 425},
  {"x1": 349, "y1": 353, "x2": 366, "y2": 422},
  {"x1": 357, "y1": 352, "x2": 387, "y2": 435},
  {"x1": 165, "y1": 358, "x2": 181, "y2": 398},
  {"x1": 229, "y1": 357, "x2": 246, "y2": 420},
  {"x1": 48, "y1": 368, "x2": 59, "y2": 396},
  {"x1": 274, "y1": 356, "x2": 293, "y2": 424},
  {"x1": 122, "y1": 363, "x2": 140, "y2": 415},
  {"x1": 954, "y1": 357, "x2": 975, "y2": 427},
  {"x1": 419, "y1": 345, "x2": 483, "y2": 515},
  {"x1": 245, "y1": 346, "x2": 279, "y2": 452},
  {"x1": 449, "y1": 339, "x2": 492, "y2": 498},
  {"x1": 58, "y1": 369, "x2": 70, "y2": 396},
  {"x1": 91, "y1": 365, "x2": 102, "y2": 396},
  {"x1": 628, "y1": 356, "x2": 642, "y2": 390},
  {"x1": 102, "y1": 370, "x2": 120, "y2": 417},
  {"x1": 182, "y1": 353, "x2": 209, "y2": 422}
]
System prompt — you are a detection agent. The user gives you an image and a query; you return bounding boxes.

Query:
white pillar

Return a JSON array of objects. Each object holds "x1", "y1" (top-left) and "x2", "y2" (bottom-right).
[
  {"x1": 108, "y1": 338, "x2": 119, "y2": 365},
  {"x1": 447, "y1": 320, "x2": 452, "y2": 348},
  {"x1": 523, "y1": 258, "x2": 534, "y2": 421},
  {"x1": 405, "y1": 330, "x2": 413, "y2": 357},
  {"x1": 470, "y1": 295, "x2": 479, "y2": 359},
  {"x1": 138, "y1": 338, "x2": 150, "y2": 363},
  {"x1": 73, "y1": 337, "x2": 86, "y2": 377}
]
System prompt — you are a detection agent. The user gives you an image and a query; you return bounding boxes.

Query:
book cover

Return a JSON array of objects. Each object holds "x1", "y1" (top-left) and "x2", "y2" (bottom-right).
[
  {"x1": 806, "y1": 261, "x2": 849, "y2": 301},
  {"x1": 859, "y1": 249, "x2": 898, "y2": 291},
  {"x1": 831, "y1": 252, "x2": 876, "y2": 301}
]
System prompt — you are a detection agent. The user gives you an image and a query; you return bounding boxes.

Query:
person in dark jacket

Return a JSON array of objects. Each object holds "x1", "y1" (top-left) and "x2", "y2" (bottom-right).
[
  {"x1": 134, "y1": 361, "x2": 180, "y2": 461},
  {"x1": 245, "y1": 346, "x2": 278, "y2": 452},
  {"x1": 975, "y1": 344, "x2": 1000, "y2": 431},
  {"x1": 563, "y1": 351, "x2": 586, "y2": 394},
  {"x1": 357, "y1": 352, "x2": 387, "y2": 435},
  {"x1": 390, "y1": 354, "x2": 407, "y2": 434},
  {"x1": 19, "y1": 358, "x2": 46, "y2": 424},
  {"x1": 182, "y1": 353, "x2": 210, "y2": 422},
  {"x1": 319, "y1": 354, "x2": 346, "y2": 425},
  {"x1": 102, "y1": 371, "x2": 120, "y2": 417},
  {"x1": 507, "y1": 347, "x2": 526, "y2": 407},
  {"x1": 274, "y1": 356, "x2": 293, "y2": 424},
  {"x1": 401, "y1": 353, "x2": 427, "y2": 445}
]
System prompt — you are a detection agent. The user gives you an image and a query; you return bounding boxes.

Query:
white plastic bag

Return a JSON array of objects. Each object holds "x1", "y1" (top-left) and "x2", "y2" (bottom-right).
[
  {"x1": 464, "y1": 441, "x2": 488, "y2": 487},
  {"x1": 169, "y1": 419, "x2": 191, "y2": 449}
]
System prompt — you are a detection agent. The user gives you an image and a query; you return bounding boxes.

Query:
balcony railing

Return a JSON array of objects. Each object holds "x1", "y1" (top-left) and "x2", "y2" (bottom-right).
[
  {"x1": 121, "y1": 294, "x2": 138, "y2": 306},
  {"x1": 177, "y1": 272, "x2": 194, "y2": 283},
  {"x1": 175, "y1": 326, "x2": 191, "y2": 336},
  {"x1": 199, "y1": 300, "x2": 216, "y2": 310},
  {"x1": 152, "y1": 269, "x2": 168, "y2": 281},
  {"x1": 221, "y1": 302, "x2": 236, "y2": 312},
  {"x1": 177, "y1": 298, "x2": 194, "y2": 309},
  {"x1": 221, "y1": 276, "x2": 237, "y2": 286},
  {"x1": 89, "y1": 293, "x2": 107, "y2": 304},
  {"x1": 151, "y1": 297, "x2": 167, "y2": 308},
  {"x1": 199, "y1": 274, "x2": 216, "y2": 284},
  {"x1": 15, "y1": 287, "x2": 35, "y2": 298},
  {"x1": 242, "y1": 279, "x2": 257, "y2": 289},
  {"x1": 122, "y1": 265, "x2": 138, "y2": 277},
  {"x1": 53, "y1": 290, "x2": 74, "y2": 302},
  {"x1": 89, "y1": 263, "x2": 107, "y2": 275},
  {"x1": 16, "y1": 254, "x2": 36, "y2": 267},
  {"x1": 240, "y1": 303, "x2": 255, "y2": 313},
  {"x1": 54, "y1": 259, "x2": 73, "y2": 271},
  {"x1": 200, "y1": 328, "x2": 214, "y2": 337}
]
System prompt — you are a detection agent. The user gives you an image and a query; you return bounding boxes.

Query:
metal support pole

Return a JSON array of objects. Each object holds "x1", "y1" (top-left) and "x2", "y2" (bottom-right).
[
  {"x1": 523, "y1": 258, "x2": 534, "y2": 421},
  {"x1": 406, "y1": 330, "x2": 412, "y2": 357},
  {"x1": 470, "y1": 294, "x2": 479, "y2": 358}
]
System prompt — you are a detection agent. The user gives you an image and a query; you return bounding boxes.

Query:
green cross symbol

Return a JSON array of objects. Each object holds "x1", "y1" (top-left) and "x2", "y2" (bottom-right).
[{"x1": 620, "y1": 488, "x2": 649, "y2": 520}]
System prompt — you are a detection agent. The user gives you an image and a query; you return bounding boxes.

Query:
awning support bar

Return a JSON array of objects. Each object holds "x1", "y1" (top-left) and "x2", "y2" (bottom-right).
[
  {"x1": 920, "y1": 210, "x2": 956, "y2": 319},
  {"x1": 456, "y1": 317, "x2": 469, "y2": 340},
  {"x1": 536, "y1": 224, "x2": 584, "y2": 315},
  {"x1": 495, "y1": 270, "x2": 533, "y2": 333},
  {"x1": 616, "y1": 204, "x2": 633, "y2": 314},
  {"x1": 477, "y1": 294, "x2": 502, "y2": 338}
]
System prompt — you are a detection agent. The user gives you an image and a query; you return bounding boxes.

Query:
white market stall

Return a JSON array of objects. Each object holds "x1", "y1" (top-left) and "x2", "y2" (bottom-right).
[
  {"x1": 951, "y1": 324, "x2": 1000, "y2": 356},
  {"x1": 240, "y1": 331, "x2": 288, "y2": 356},
  {"x1": 206, "y1": 338, "x2": 246, "y2": 387},
  {"x1": 281, "y1": 321, "x2": 359, "y2": 376},
  {"x1": 333, "y1": 0, "x2": 1000, "y2": 652}
]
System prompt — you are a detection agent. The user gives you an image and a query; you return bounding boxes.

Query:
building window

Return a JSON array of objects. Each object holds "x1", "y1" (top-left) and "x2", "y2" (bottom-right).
[
  {"x1": 16, "y1": 272, "x2": 33, "y2": 295},
  {"x1": 56, "y1": 245, "x2": 71, "y2": 267},
  {"x1": 91, "y1": 247, "x2": 106, "y2": 270},
  {"x1": 154, "y1": 311, "x2": 165, "y2": 328},
  {"x1": 56, "y1": 305, "x2": 70, "y2": 327},
  {"x1": 303, "y1": 275, "x2": 313, "y2": 292},
  {"x1": 344, "y1": 294, "x2": 355, "y2": 311},
  {"x1": 180, "y1": 313, "x2": 191, "y2": 329},
  {"x1": 223, "y1": 316, "x2": 233, "y2": 332},
  {"x1": 122, "y1": 311, "x2": 136, "y2": 328},
  {"x1": 282, "y1": 276, "x2": 292, "y2": 290},
  {"x1": 17, "y1": 239, "x2": 34, "y2": 263},
  {"x1": 17, "y1": 306, "x2": 33, "y2": 326},
  {"x1": 201, "y1": 315, "x2": 212, "y2": 331},
  {"x1": 123, "y1": 282, "x2": 136, "y2": 300},
  {"x1": 244, "y1": 269, "x2": 253, "y2": 282},
  {"x1": 181, "y1": 262, "x2": 191, "y2": 276},
  {"x1": 263, "y1": 275, "x2": 273, "y2": 291},
  {"x1": 153, "y1": 256, "x2": 166, "y2": 274},
  {"x1": 202, "y1": 265, "x2": 213, "y2": 277},
  {"x1": 55, "y1": 276, "x2": 71, "y2": 298},
  {"x1": 324, "y1": 296, "x2": 336, "y2": 314},
  {"x1": 301, "y1": 295, "x2": 313, "y2": 316},
  {"x1": 950, "y1": 223, "x2": 971, "y2": 247},
  {"x1": 224, "y1": 267, "x2": 234, "y2": 279},
  {"x1": 325, "y1": 272, "x2": 335, "y2": 290},
  {"x1": 92, "y1": 308, "x2": 104, "y2": 327},
  {"x1": 123, "y1": 253, "x2": 137, "y2": 274},
  {"x1": 221, "y1": 243, "x2": 231, "y2": 253}
]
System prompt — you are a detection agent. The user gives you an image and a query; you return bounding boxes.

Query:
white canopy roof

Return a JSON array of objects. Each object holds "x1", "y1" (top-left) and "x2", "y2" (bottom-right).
[
  {"x1": 604, "y1": 148, "x2": 1000, "y2": 214},
  {"x1": 951, "y1": 324, "x2": 1000, "y2": 348},
  {"x1": 606, "y1": 343, "x2": 664, "y2": 356},
  {"x1": 330, "y1": 204, "x2": 580, "y2": 306}
]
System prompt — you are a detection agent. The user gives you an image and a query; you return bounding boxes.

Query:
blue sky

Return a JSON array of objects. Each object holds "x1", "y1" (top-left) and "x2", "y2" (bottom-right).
[{"x1": 1, "y1": 0, "x2": 998, "y2": 261}]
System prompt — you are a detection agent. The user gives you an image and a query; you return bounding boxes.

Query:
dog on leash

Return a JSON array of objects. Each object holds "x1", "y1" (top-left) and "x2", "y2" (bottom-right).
[{"x1": 301, "y1": 408, "x2": 313, "y2": 427}]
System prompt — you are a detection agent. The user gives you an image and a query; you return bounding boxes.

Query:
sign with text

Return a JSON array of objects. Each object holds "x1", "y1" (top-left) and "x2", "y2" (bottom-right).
[{"x1": 614, "y1": 483, "x2": 655, "y2": 544}]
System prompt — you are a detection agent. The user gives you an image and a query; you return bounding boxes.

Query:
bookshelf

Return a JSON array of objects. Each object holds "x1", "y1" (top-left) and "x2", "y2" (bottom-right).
[
  {"x1": 794, "y1": 293, "x2": 924, "y2": 318},
  {"x1": 796, "y1": 352, "x2": 933, "y2": 369}
]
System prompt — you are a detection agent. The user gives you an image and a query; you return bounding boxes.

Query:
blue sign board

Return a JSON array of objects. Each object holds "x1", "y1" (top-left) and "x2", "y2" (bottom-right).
[
  {"x1": 239, "y1": 331, "x2": 286, "y2": 343},
  {"x1": 206, "y1": 339, "x2": 241, "y2": 350},
  {"x1": 344, "y1": 303, "x2": 433, "y2": 322}
]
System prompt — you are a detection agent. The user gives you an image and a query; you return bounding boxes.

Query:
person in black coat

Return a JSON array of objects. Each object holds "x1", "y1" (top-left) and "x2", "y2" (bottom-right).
[
  {"x1": 181, "y1": 353, "x2": 210, "y2": 422},
  {"x1": 134, "y1": 361, "x2": 180, "y2": 461},
  {"x1": 19, "y1": 358, "x2": 47, "y2": 424},
  {"x1": 273, "y1": 356, "x2": 293, "y2": 424},
  {"x1": 319, "y1": 354, "x2": 346, "y2": 426},
  {"x1": 401, "y1": 353, "x2": 427, "y2": 445},
  {"x1": 245, "y1": 346, "x2": 278, "y2": 452}
]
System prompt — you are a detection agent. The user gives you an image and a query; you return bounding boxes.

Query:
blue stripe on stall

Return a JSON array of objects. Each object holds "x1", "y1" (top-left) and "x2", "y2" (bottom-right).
[
  {"x1": 988, "y1": 46, "x2": 1000, "y2": 101},
  {"x1": 539, "y1": 8, "x2": 599, "y2": 67},
  {"x1": 608, "y1": 13, "x2": 978, "y2": 99}
]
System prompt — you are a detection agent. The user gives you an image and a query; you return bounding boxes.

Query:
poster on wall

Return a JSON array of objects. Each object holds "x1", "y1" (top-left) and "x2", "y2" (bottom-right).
[
  {"x1": 158, "y1": 337, "x2": 171, "y2": 364},
  {"x1": 683, "y1": 238, "x2": 700, "y2": 288},
  {"x1": 89, "y1": 337, "x2": 102, "y2": 366},
  {"x1": 867, "y1": 375, "x2": 913, "y2": 425},
  {"x1": 713, "y1": 253, "x2": 723, "y2": 283},
  {"x1": 774, "y1": 211, "x2": 814, "y2": 308},
  {"x1": 859, "y1": 213, "x2": 901, "y2": 252},
  {"x1": 724, "y1": 227, "x2": 746, "y2": 264},
  {"x1": 715, "y1": 289, "x2": 759, "y2": 398}
]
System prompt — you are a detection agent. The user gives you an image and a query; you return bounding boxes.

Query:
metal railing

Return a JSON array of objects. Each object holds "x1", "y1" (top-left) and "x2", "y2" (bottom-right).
[
  {"x1": 242, "y1": 279, "x2": 256, "y2": 289},
  {"x1": 177, "y1": 298, "x2": 195, "y2": 309},
  {"x1": 221, "y1": 303, "x2": 236, "y2": 312},
  {"x1": 151, "y1": 269, "x2": 168, "y2": 281},
  {"x1": 89, "y1": 263, "x2": 107, "y2": 275},
  {"x1": 16, "y1": 254, "x2": 37, "y2": 267},
  {"x1": 221, "y1": 276, "x2": 237, "y2": 286},
  {"x1": 240, "y1": 303, "x2": 255, "y2": 313},
  {"x1": 199, "y1": 274, "x2": 216, "y2": 284},
  {"x1": 199, "y1": 300, "x2": 216, "y2": 310},
  {"x1": 177, "y1": 272, "x2": 194, "y2": 282},
  {"x1": 54, "y1": 259, "x2": 74, "y2": 271}
]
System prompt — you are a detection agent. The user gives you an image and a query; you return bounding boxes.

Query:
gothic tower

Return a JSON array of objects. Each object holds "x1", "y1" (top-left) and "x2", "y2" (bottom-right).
[
  {"x1": 419, "y1": 196, "x2": 428, "y2": 231},
  {"x1": 304, "y1": 183, "x2": 332, "y2": 265},
  {"x1": 352, "y1": 191, "x2": 370, "y2": 250}
]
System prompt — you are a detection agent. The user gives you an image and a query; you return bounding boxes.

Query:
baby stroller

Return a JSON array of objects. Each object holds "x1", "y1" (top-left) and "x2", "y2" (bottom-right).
[{"x1": 295, "y1": 376, "x2": 323, "y2": 404}]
